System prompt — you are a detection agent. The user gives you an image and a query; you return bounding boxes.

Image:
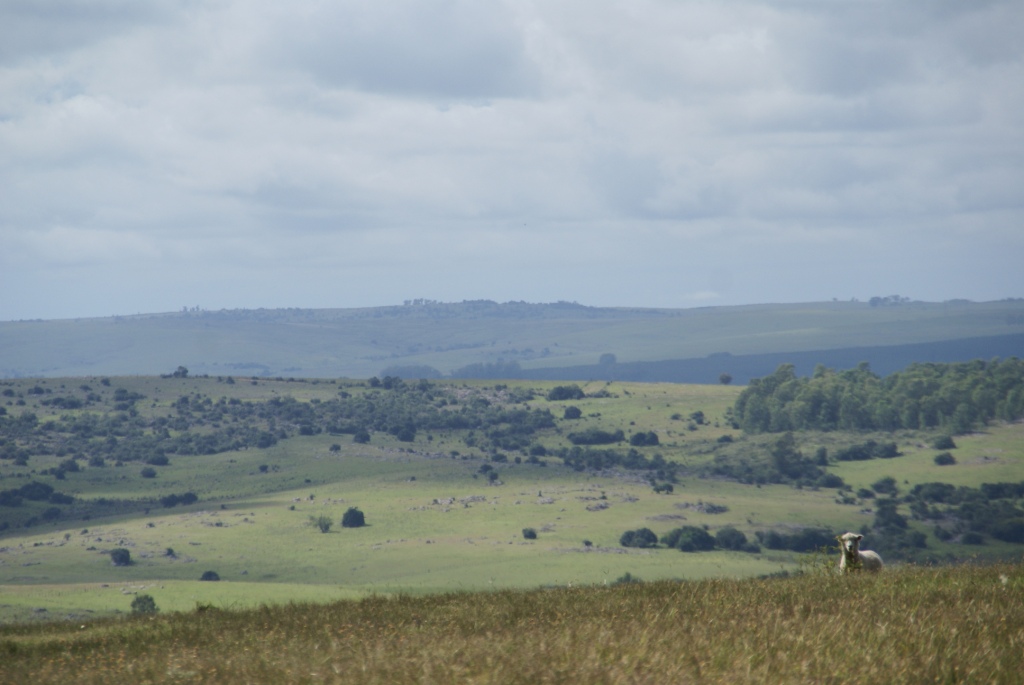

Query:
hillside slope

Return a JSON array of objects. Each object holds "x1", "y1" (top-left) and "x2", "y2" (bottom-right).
[{"x1": 2, "y1": 299, "x2": 1023, "y2": 380}]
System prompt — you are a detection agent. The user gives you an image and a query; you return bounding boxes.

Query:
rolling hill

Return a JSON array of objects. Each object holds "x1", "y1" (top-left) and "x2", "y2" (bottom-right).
[{"x1": 3, "y1": 298, "x2": 1023, "y2": 381}]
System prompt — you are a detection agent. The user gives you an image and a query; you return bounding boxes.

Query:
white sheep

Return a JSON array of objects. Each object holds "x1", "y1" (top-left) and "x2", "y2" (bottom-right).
[{"x1": 837, "y1": 532, "x2": 883, "y2": 573}]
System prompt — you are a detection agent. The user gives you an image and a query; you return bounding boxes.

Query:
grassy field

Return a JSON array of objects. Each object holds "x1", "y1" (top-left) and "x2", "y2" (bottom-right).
[
  {"x1": 2, "y1": 375, "x2": 1023, "y2": 627},
  {"x1": 1, "y1": 563, "x2": 1022, "y2": 684},
  {"x1": 3, "y1": 299, "x2": 1023, "y2": 378}
]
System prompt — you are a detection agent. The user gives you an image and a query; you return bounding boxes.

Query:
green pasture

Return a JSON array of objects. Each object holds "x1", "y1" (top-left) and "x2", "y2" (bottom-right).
[{"x1": 2, "y1": 376, "x2": 1024, "y2": 624}]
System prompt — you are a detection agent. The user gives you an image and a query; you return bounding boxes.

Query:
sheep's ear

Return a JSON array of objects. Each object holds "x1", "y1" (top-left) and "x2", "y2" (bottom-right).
[{"x1": 855, "y1": 535, "x2": 863, "y2": 542}]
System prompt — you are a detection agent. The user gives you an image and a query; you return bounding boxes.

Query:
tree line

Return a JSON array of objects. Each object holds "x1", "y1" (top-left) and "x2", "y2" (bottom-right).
[{"x1": 733, "y1": 358, "x2": 1024, "y2": 434}]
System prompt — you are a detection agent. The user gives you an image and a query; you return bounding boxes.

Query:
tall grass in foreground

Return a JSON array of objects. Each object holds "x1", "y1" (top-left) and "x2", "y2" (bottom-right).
[{"x1": 2, "y1": 563, "x2": 1022, "y2": 684}]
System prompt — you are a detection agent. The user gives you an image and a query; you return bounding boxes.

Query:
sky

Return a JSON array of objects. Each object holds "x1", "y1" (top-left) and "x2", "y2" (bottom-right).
[{"x1": 2, "y1": 0, "x2": 1023, "y2": 321}]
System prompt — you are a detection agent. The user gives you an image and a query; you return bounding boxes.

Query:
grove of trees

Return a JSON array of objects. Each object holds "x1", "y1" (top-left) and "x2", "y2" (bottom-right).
[{"x1": 733, "y1": 358, "x2": 1024, "y2": 434}]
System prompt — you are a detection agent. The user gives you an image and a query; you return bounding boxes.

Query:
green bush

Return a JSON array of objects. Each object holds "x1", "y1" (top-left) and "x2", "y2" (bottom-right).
[
  {"x1": 522, "y1": 528, "x2": 538, "y2": 540},
  {"x1": 110, "y1": 548, "x2": 131, "y2": 566},
  {"x1": 342, "y1": 507, "x2": 366, "y2": 528},
  {"x1": 131, "y1": 594, "x2": 158, "y2": 614},
  {"x1": 311, "y1": 515, "x2": 332, "y2": 533},
  {"x1": 547, "y1": 385, "x2": 585, "y2": 401},
  {"x1": 200, "y1": 570, "x2": 220, "y2": 581},
  {"x1": 714, "y1": 526, "x2": 748, "y2": 551},
  {"x1": 620, "y1": 528, "x2": 658, "y2": 549},
  {"x1": 662, "y1": 526, "x2": 715, "y2": 552},
  {"x1": 934, "y1": 452, "x2": 957, "y2": 466}
]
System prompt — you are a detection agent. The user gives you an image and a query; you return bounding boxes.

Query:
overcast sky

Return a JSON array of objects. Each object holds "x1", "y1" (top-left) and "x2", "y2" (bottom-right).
[{"x1": 2, "y1": 0, "x2": 1022, "y2": 321}]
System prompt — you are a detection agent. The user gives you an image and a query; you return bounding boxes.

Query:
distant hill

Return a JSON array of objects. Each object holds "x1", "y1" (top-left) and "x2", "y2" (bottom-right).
[{"x1": 2, "y1": 299, "x2": 1023, "y2": 380}]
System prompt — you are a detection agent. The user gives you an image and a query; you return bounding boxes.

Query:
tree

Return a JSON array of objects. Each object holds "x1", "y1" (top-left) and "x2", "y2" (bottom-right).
[
  {"x1": 522, "y1": 527, "x2": 538, "y2": 540},
  {"x1": 110, "y1": 548, "x2": 132, "y2": 566},
  {"x1": 131, "y1": 594, "x2": 159, "y2": 614},
  {"x1": 140, "y1": 467, "x2": 157, "y2": 479},
  {"x1": 719, "y1": 373, "x2": 733, "y2": 385},
  {"x1": 200, "y1": 570, "x2": 220, "y2": 581},
  {"x1": 563, "y1": 406, "x2": 582, "y2": 420},
  {"x1": 311, "y1": 515, "x2": 333, "y2": 533},
  {"x1": 172, "y1": 366, "x2": 189, "y2": 378},
  {"x1": 342, "y1": 507, "x2": 366, "y2": 528}
]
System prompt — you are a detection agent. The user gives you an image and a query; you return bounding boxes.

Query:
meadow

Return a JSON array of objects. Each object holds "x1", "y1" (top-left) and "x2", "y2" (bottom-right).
[
  {"x1": 2, "y1": 374, "x2": 1023, "y2": 628},
  {"x1": 1, "y1": 563, "x2": 1022, "y2": 684}
]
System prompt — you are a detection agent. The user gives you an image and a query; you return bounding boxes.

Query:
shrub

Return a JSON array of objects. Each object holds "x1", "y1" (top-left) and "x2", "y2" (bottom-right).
[
  {"x1": 200, "y1": 570, "x2": 221, "y2": 581},
  {"x1": 567, "y1": 428, "x2": 624, "y2": 446},
  {"x1": 146, "y1": 454, "x2": 169, "y2": 466},
  {"x1": 662, "y1": 526, "x2": 715, "y2": 552},
  {"x1": 131, "y1": 594, "x2": 158, "y2": 614},
  {"x1": 613, "y1": 572, "x2": 642, "y2": 585},
  {"x1": 961, "y1": 532, "x2": 985, "y2": 545},
  {"x1": 933, "y1": 435, "x2": 957, "y2": 450},
  {"x1": 140, "y1": 467, "x2": 157, "y2": 479},
  {"x1": 715, "y1": 526, "x2": 749, "y2": 551},
  {"x1": 992, "y1": 518, "x2": 1024, "y2": 544},
  {"x1": 629, "y1": 431, "x2": 660, "y2": 447},
  {"x1": 563, "y1": 406, "x2": 582, "y2": 420},
  {"x1": 342, "y1": 507, "x2": 366, "y2": 528},
  {"x1": 311, "y1": 515, "x2": 333, "y2": 533},
  {"x1": 872, "y1": 476, "x2": 899, "y2": 495},
  {"x1": 620, "y1": 528, "x2": 658, "y2": 548},
  {"x1": 522, "y1": 527, "x2": 538, "y2": 540},
  {"x1": 934, "y1": 452, "x2": 957, "y2": 466},
  {"x1": 110, "y1": 548, "x2": 132, "y2": 566},
  {"x1": 353, "y1": 430, "x2": 371, "y2": 444},
  {"x1": 547, "y1": 385, "x2": 585, "y2": 401}
]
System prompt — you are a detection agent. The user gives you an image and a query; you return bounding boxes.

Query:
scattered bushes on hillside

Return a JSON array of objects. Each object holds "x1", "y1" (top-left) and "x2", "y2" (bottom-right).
[
  {"x1": 558, "y1": 446, "x2": 677, "y2": 480},
  {"x1": 907, "y1": 479, "x2": 1024, "y2": 545},
  {"x1": 705, "y1": 432, "x2": 844, "y2": 489}
]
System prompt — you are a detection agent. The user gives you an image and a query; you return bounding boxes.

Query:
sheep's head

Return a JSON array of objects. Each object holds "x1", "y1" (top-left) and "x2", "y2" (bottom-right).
[{"x1": 838, "y1": 532, "x2": 863, "y2": 557}]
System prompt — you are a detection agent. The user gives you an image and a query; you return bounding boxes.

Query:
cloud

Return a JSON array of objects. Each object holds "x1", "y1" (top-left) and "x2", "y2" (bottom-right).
[{"x1": 0, "y1": 0, "x2": 1022, "y2": 320}]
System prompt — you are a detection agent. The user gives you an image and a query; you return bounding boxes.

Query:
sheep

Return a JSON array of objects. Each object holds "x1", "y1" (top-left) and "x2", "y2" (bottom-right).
[{"x1": 837, "y1": 532, "x2": 883, "y2": 573}]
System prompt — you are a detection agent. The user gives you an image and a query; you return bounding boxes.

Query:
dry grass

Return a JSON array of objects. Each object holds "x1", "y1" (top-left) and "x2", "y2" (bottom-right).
[{"x1": 2, "y1": 562, "x2": 1022, "y2": 684}]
